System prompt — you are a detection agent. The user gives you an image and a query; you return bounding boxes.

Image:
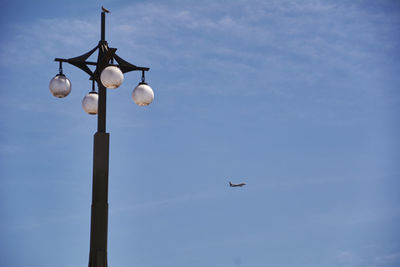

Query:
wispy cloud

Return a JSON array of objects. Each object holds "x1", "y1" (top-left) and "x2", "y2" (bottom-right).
[
  {"x1": 336, "y1": 250, "x2": 363, "y2": 265},
  {"x1": 336, "y1": 250, "x2": 400, "y2": 266},
  {"x1": 374, "y1": 252, "x2": 400, "y2": 265},
  {"x1": 1, "y1": 18, "x2": 98, "y2": 67},
  {"x1": 111, "y1": 189, "x2": 225, "y2": 214},
  {"x1": 1, "y1": 0, "x2": 398, "y2": 129},
  {"x1": 3, "y1": 0, "x2": 398, "y2": 89},
  {"x1": 308, "y1": 204, "x2": 400, "y2": 227}
]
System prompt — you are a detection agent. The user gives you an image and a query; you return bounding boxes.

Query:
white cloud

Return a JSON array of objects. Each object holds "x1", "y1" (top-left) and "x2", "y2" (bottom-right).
[
  {"x1": 374, "y1": 252, "x2": 400, "y2": 265},
  {"x1": 1, "y1": 18, "x2": 98, "y2": 67},
  {"x1": 1, "y1": 0, "x2": 398, "y2": 103},
  {"x1": 336, "y1": 250, "x2": 362, "y2": 265},
  {"x1": 335, "y1": 250, "x2": 400, "y2": 266},
  {"x1": 112, "y1": 189, "x2": 224, "y2": 214}
]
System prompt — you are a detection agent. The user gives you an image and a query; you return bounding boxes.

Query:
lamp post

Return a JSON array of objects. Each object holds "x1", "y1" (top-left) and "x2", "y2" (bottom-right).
[{"x1": 49, "y1": 8, "x2": 154, "y2": 267}]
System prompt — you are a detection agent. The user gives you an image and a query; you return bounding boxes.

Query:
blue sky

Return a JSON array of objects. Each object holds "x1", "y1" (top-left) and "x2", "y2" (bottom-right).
[{"x1": 1, "y1": 0, "x2": 399, "y2": 266}]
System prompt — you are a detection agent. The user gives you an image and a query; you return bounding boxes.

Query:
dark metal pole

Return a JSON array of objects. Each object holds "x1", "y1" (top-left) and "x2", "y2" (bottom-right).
[
  {"x1": 88, "y1": 11, "x2": 109, "y2": 267},
  {"x1": 98, "y1": 12, "x2": 107, "y2": 133},
  {"x1": 101, "y1": 12, "x2": 105, "y2": 41},
  {"x1": 88, "y1": 132, "x2": 109, "y2": 267}
]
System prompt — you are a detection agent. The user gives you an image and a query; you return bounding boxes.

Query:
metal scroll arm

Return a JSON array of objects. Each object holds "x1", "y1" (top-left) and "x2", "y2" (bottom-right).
[
  {"x1": 54, "y1": 43, "x2": 150, "y2": 78},
  {"x1": 54, "y1": 44, "x2": 100, "y2": 77},
  {"x1": 113, "y1": 53, "x2": 149, "y2": 73}
]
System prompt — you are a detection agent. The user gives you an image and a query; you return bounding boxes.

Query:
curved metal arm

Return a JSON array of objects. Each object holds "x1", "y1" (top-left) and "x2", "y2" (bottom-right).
[{"x1": 54, "y1": 42, "x2": 149, "y2": 80}]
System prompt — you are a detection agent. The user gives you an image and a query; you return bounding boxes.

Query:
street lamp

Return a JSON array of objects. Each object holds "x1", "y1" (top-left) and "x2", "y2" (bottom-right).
[
  {"x1": 82, "y1": 81, "x2": 99, "y2": 115},
  {"x1": 49, "y1": 8, "x2": 154, "y2": 267},
  {"x1": 100, "y1": 66, "x2": 124, "y2": 89},
  {"x1": 133, "y1": 71, "x2": 155, "y2": 106},
  {"x1": 49, "y1": 68, "x2": 71, "y2": 98}
]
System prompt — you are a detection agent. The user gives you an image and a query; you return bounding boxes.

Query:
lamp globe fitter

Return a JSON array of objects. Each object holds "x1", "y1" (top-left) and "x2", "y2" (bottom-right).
[
  {"x1": 100, "y1": 66, "x2": 124, "y2": 89},
  {"x1": 132, "y1": 82, "x2": 154, "y2": 106},
  {"x1": 82, "y1": 91, "x2": 99, "y2": 115},
  {"x1": 49, "y1": 74, "x2": 71, "y2": 98}
]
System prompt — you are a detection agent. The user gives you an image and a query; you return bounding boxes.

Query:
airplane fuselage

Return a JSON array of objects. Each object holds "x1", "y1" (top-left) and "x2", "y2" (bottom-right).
[{"x1": 229, "y1": 182, "x2": 246, "y2": 187}]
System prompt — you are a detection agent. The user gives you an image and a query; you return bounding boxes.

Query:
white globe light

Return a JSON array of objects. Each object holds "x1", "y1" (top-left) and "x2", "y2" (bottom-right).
[
  {"x1": 100, "y1": 66, "x2": 124, "y2": 89},
  {"x1": 49, "y1": 74, "x2": 71, "y2": 98},
  {"x1": 82, "y1": 92, "x2": 98, "y2": 115},
  {"x1": 132, "y1": 83, "x2": 154, "y2": 106}
]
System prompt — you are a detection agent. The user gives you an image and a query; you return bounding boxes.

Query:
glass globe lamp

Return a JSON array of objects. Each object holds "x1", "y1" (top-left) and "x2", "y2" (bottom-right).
[
  {"x1": 132, "y1": 82, "x2": 154, "y2": 106},
  {"x1": 49, "y1": 74, "x2": 71, "y2": 98},
  {"x1": 100, "y1": 66, "x2": 124, "y2": 89},
  {"x1": 82, "y1": 91, "x2": 98, "y2": 115}
]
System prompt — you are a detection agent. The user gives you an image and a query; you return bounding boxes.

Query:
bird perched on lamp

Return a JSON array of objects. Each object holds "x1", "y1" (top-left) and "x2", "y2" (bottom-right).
[{"x1": 102, "y1": 6, "x2": 110, "y2": 13}]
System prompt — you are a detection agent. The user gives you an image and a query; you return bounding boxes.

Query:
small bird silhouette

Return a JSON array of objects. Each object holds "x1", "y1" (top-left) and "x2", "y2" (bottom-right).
[{"x1": 102, "y1": 6, "x2": 110, "y2": 13}]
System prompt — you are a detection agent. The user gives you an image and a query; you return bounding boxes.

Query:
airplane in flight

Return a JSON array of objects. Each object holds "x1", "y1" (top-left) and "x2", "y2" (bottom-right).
[{"x1": 229, "y1": 181, "x2": 246, "y2": 187}]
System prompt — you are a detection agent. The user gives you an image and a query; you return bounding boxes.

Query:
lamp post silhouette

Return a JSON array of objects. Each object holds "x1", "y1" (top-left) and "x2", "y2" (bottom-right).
[{"x1": 49, "y1": 8, "x2": 154, "y2": 267}]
